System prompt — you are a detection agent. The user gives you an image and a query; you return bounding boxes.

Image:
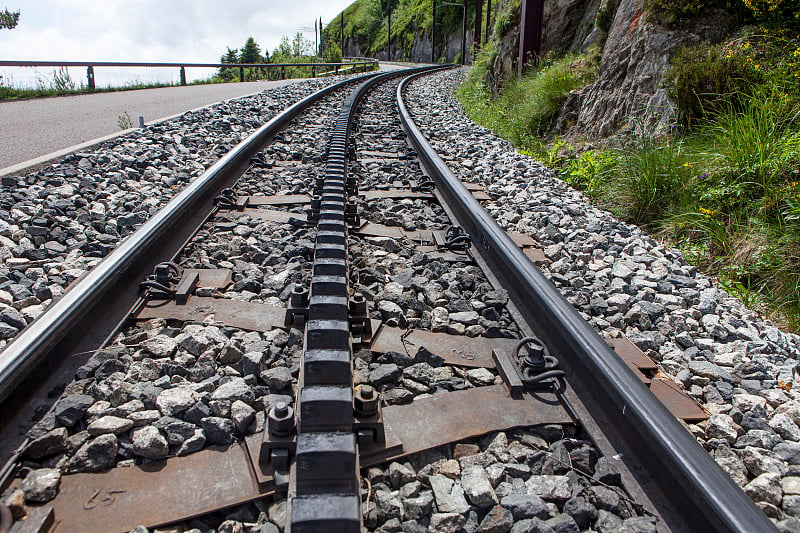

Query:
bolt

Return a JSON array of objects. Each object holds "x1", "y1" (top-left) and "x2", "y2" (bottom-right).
[
  {"x1": 275, "y1": 401, "x2": 288, "y2": 417},
  {"x1": 360, "y1": 385, "x2": 374, "y2": 399}
]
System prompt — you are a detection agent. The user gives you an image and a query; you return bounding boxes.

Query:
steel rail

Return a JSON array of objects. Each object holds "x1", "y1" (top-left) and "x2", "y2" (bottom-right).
[
  {"x1": 0, "y1": 71, "x2": 384, "y2": 409},
  {"x1": 396, "y1": 72, "x2": 775, "y2": 532}
]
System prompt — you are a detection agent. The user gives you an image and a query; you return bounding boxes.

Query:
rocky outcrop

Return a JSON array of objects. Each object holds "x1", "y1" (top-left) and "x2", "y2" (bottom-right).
[{"x1": 559, "y1": 0, "x2": 698, "y2": 138}]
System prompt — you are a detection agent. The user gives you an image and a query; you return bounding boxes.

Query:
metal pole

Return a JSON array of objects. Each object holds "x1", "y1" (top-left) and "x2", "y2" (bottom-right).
[
  {"x1": 239, "y1": 66, "x2": 244, "y2": 82},
  {"x1": 179, "y1": 66, "x2": 186, "y2": 86},
  {"x1": 518, "y1": 0, "x2": 543, "y2": 76},
  {"x1": 461, "y1": 0, "x2": 466, "y2": 65},
  {"x1": 86, "y1": 66, "x2": 95, "y2": 90},
  {"x1": 474, "y1": 0, "x2": 483, "y2": 53},
  {"x1": 431, "y1": 0, "x2": 437, "y2": 63},
  {"x1": 340, "y1": 12, "x2": 345, "y2": 55},
  {"x1": 485, "y1": 0, "x2": 491, "y2": 39},
  {"x1": 387, "y1": 6, "x2": 392, "y2": 60}
]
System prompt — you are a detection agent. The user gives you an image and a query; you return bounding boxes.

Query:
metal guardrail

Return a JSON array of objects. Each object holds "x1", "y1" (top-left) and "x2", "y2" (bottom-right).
[
  {"x1": 396, "y1": 70, "x2": 776, "y2": 532},
  {"x1": 0, "y1": 59, "x2": 378, "y2": 88}
]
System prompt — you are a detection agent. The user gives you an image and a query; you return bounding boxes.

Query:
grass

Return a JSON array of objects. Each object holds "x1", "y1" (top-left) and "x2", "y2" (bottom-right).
[{"x1": 456, "y1": 33, "x2": 800, "y2": 331}]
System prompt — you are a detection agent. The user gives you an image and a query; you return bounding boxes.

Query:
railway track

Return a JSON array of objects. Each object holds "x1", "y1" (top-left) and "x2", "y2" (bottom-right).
[{"x1": 0, "y1": 67, "x2": 777, "y2": 532}]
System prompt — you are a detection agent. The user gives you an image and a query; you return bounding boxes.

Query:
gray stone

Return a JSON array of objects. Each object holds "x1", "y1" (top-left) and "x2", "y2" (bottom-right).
[
  {"x1": 479, "y1": 505, "x2": 514, "y2": 533},
  {"x1": 177, "y1": 430, "x2": 206, "y2": 456},
  {"x1": 230, "y1": 400, "x2": 256, "y2": 433},
  {"x1": 20, "y1": 468, "x2": 61, "y2": 503},
  {"x1": 389, "y1": 461, "x2": 416, "y2": 488},
  {"x1": 500, "y1": 493, "x2": 549, "y2": 520},
  {"x1": 23, "y1": 427, "x2": 67, "y2": 460},
  {"x1": 371, "y1": 363, "x2": 402, "y2": 386},
  {"x1": 260, "y1": 366, "x2": 293, "y2": 391},
  {"x1": 740, "y1": 446, "x2": 789, "y2": 477},
  {"x1": 430, "y1": 513, "x2": 467, "y2": 533},
  {"x1": 429, "y1": 474, "x2": 470, "y2": 514},
  {"x1": 131, "y1": 426, "x2": 169, "y2": 459},
  {"x1": 619, "y1": 516, "x2": 657, "y2": 533},
  {"x1": 467, "y1": 368, "x2": 496, "y2": 386},
  {"x1": 744, "y1": 472, "x2": 782, "y2": 506},
  {"x1": 87, "y1": 415, "x2": 134, "y2": 436},
  {"x1": 54, "y1": 394, "x2": 94, "y2": 426},
  {"x1": 563, "y1": 494, "x2": 597, "y2": 529},
  {"x1": 65, "y1": 434, "x2": 117, "y2": 473},
  {"x1": 155, "y1": 387, "x2": 199, "y2": 416},
  {"x1": 461, "y1": 465, "x2": 498, "y2": 508},
  {"x1": 201, "y1": 416, "x2": 234, "y2": 445},
  {"x1": 592, "y1": 456, "x2": 622, "y2": 486},
  {"x1": 688, "y1": 361, "x2": 733, "y2": 382},
  {"x1": 705, "y1": 414, "x2": 741, "y2": 444},
  {"x1": 211, "y1": 377, "x2": 255, "y2": 404},
  {"x1": 525, "y1": 475, "x2": 571, "y2": 501},
  {"x1": 545, "y1": 514, "x2": 579, "y2": 533},
  {"x1": 404, "y1": 492, "x2": 434, "y2": 520}
]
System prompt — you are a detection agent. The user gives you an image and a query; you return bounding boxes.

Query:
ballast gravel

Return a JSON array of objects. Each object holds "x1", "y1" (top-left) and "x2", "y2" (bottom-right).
[
  {"x1": 0, "y1": 75, "x2": 354, "y2": 349},
  {"x1": 405, "y1": 67, "x2": 800, "y2": 530}
]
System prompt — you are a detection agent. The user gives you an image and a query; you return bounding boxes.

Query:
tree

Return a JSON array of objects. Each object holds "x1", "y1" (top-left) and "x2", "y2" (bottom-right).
[
  {"x1": 0, "y1": 9, "x2": 20, "y2": 29},
  {"x1": 217, "y1": 47, "x2": 239, "y2": 81},
  {"x1": 240, "y1": 37, "x2": 264, "y2": 64},
  {"x1": 324, "y1": 41, "x2": 343, "y2": 63},
  {"x1": 291, "y1": 32, "x2": 313, "y2": 57}
]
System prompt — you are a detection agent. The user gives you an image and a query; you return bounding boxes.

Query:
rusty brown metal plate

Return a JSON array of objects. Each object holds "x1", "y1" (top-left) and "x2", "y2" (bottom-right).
[
  {"x1": 137, "y1": 297, "x2": 285, "y2": 333},
  {"x1": 523, "y1": 248, "x2": 550, "y2": 266},
  {"x1": 362, "y1": 190, "x2": 435, "y2": 201},
  {"x1": 463, "y1": 182, "x2": 483, "y2": 191},
  {"x1": 48, "y1": 445, "x2": 272, "y2": 533},
  {"x1": 246, "y1": 195, "x2": 310, "y2": 206},
  {"x1": 183, "y1": 269, "x2": 232, "y2": 290},
  {"x1": 649, "y1": 379, "x2": 708, "y2": 423},
  {"x1": 236, "y1": 208, "x2": 308, "y2": 224},
  {"x1": 509, "y1": 232, "x2": 537, "y2": 248},
  {"x1": 606, "y1": 336, "x2": 659, "y2": 374},
  {"x1": 370, "y1": 327, "x2": 518, "y2": 369},
  {"x1": 360, "y1": 385, "x2": 572, "y2": 467},
  {"x1": 471, "y1": 191, "x2": 491, "y2": 201},
  {"x1": 356, "y1": 223, "x2": 428, "y2": 242}
]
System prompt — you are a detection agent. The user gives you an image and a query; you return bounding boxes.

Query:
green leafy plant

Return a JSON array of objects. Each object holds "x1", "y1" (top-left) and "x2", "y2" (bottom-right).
[{"x1": 117, "y1": 111, "x2": 133, "y2": 130}]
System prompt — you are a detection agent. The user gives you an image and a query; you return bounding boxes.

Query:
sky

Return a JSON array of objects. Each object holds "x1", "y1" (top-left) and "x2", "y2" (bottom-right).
[{"x1": 0, "y1": 0, "x2": 353, "y2": 88}]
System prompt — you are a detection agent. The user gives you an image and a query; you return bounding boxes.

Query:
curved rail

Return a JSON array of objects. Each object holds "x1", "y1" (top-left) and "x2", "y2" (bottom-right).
[
  {"x1": 396, "y1": 71, "x2": 775, "y2": 532},
  {"x1": 0, "y1": 71, "x2": 383, "y2": 407}
]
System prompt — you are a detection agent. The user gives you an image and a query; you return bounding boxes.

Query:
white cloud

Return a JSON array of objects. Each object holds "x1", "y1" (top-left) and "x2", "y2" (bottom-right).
[{"x1": 0, "y1": 0, "x2": 352, "y2": 86}]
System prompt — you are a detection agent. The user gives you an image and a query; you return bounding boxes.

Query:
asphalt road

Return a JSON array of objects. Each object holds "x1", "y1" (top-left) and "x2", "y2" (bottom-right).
[{"x1": 0, "y1": 79, "x2": 304, "y2": 170}]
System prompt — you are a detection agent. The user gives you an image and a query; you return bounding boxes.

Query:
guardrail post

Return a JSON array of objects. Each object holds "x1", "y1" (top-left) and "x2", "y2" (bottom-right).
[
  {"x1": 87, "y1": 66, "x2": 95, "y2": 90},
  {"x1": 239, "y1": 66, "x2": 244, "y2": 82},
  {"x1": 281, "y1": 66, "x2": 285, "y2": 79},
  {"x1": 179, "y1": 66, "x2": 186, "y2": 85},
  {"x1": 335, "y1": 65, "x2": 339, "y2": 75},
  {"x1": 312, "y1": 65, "x2": 315, "y2": 78}
]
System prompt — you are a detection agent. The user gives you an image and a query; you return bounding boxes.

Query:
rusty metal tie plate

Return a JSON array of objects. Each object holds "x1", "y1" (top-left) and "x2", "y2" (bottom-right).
[
  {"x1": 47, "y1": 444, "x2": 272, "y2": 533},
  {"x1": 361, "y1": 190, "x2": 436, "y2": 201},
  {"x1": 649, "y1": 379, "x2": 708, "y2": 423},
  {"x1": 136, "y1": 297, "x2": 286, "y2": 333},
  {"x1": 360, "y1": 384, "x2": 572, "y2": 467},
  {"x1": 246, "y1": 194, "x2": 311, "y2": 206},
  {"x1": 370, "y1": 326, "x2": 519, "y2": 368},
  {"x1": 231, "y1": 208, "x2": 308, "y2": 225}
]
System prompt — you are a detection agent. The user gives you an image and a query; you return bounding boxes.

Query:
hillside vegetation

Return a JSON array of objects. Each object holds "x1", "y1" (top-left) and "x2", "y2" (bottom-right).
[
  {"x1": 323, "y1": 0, "x2": 478, "y2": 61},
  {"x1": 458, "y1": 0, "x2": 800, "y2": 329}
]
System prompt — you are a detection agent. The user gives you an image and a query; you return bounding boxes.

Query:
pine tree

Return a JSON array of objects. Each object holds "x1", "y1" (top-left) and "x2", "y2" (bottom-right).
[
  {"x1": 0, "y1": 9, "x2": 20, "y2": 29},
  {"x1": 240, "y1": 37, "x2": 263, "y2": 64},
  {"x1": 217, "y1": 47, "x2": 239, "y2": 81}
]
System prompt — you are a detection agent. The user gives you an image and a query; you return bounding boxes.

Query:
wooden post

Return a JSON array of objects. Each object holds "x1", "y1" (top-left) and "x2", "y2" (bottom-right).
[
  {"x1": 518, "y1": 0, "x2": 543, "y2": 76},
  {"x1": 474, "y1": 0, "x2": 483, "y2": 53},
  {"x1": 179, "y1": 66, "x2": 186, "y2": 86},
  {"x1": 87, "y1": 66, "x2": 95, "y2": 90},
  {"x1": 431, "y1": 0, "x2": 437, "y2": 63},
  {"x1": 239, "y1": 66, "x2": 244, "y2": 82},
  {"x1": 460, "y1": 0, "x2": 466, "y2": 65}
]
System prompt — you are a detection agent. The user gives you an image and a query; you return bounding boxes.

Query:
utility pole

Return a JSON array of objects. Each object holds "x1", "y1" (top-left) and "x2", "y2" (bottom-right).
[
  {"x1": 518, "y1": 0, "x2": 543, "y2": 76},
  {"x1": 485, "y1": 0, "x2": 491, "y2": 40},
  {"x1": 340, "y1": 12, "x2": 345, "y2": 55},
  {"x1": 461, "y1": 0, "x2": 467, "y2": 65},
  {"x1": 474, "y1": 0, "x2": 483, "y2": 53},
  {"x1": 387, "y1": 5, "x2": 392, "y2": 60},
  {"x1": 431, "y1": 0, "x2": 437, "y2": 63}
]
